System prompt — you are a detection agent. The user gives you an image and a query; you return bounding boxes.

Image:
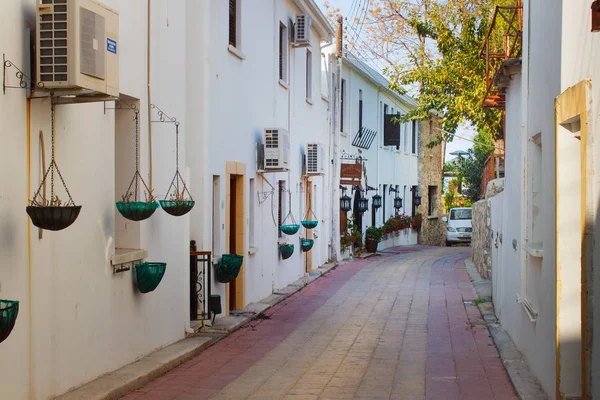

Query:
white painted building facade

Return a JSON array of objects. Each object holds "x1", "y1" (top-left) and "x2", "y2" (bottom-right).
[{"x1": 488, "y1": 0, "x2": 600, "y2": 398}]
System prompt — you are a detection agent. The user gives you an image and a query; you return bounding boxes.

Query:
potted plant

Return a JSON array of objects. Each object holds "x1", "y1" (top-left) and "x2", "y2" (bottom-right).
[
  {"x1": 134, "y1": 262, "x2": 167, "y2": 293},
  {"x1": 412, "y1": 213, "x2": 422, "y2": 229},
  {"x1": 214, "y1": 254, "x2": 243, "y2": 283},
  {"x1": 27, "y1": 194, "x2": 82, "y2": 231},
  {"x1": 0, "y1": 299, "x2": 19, "y2": 344},
  {"x1": 365, "y1": 226, "x2": 383, "y2": 253},
  {"x1": 117, "y1": 188, "x2": 159, "y2": 222},
  {"x1": 160, "y1": 185, "x2": 195, "y2": 217}
]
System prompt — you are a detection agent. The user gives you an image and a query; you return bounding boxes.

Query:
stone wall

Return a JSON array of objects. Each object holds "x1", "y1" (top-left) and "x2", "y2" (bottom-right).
[
  {"x1": 417, "y1": 115, "x2": 446, "y2": 246},
  {"x1": 471, "y1": 178, "x2": 504, "y2": 278}
]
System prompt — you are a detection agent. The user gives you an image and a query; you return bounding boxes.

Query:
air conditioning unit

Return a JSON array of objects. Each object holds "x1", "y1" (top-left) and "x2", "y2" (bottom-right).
[
  {"x1": 36, "y1": 0, "x2": 119, "y2": 97},
  {"x1": 293, "y1": 14, "x2": 311, "y2": 46},
  {"x1": 264, "y1": 128, "x2": 290, "y2": 171},
  {"x1": 305, "y1": 143, "x2": 325, "y2": 175}
]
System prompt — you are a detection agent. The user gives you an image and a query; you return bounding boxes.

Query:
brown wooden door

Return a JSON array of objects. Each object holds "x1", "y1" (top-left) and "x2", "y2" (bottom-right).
[{"x1": 229, "y1": 175, "x2": 237, "y2": 311}]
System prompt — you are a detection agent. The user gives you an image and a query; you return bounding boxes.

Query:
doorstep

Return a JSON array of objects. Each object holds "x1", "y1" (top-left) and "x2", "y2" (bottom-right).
[
  {"x1": 464, "y1": 258, "x2": 548, "y2": 400},
  {"x1": 57, "y1": 260, "x2": 339, "y2": 400}
]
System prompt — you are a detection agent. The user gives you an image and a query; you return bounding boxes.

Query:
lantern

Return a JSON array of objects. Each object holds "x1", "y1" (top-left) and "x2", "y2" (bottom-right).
[
  {"x1": 372, "y1": 194, "x2": 382, "y2": 209},
  {"x1": 593, "y1": 0, "x2": 600, "y2": 32},
  {"x1": 394, "y1": 196, "x2": 402, "y2": 210},
  {"x1": 358, "y1": 196, "x2": 369, "y2": 213},
  {"x1": 340, "y1": 194, "x2": 352, "y2": 212},
  {"x1": 414, "y1": 194, "x2": 422, "y2": 207}
]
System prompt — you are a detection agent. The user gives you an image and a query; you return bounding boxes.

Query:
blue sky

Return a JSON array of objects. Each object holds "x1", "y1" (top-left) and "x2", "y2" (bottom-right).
[{"x1": 322, "y1": 0, "x2": 476, "y2": 161}]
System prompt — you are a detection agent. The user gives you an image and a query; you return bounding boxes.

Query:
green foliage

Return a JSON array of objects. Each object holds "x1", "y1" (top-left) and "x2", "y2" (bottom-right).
[
  {"x1": 454, "y1": 130, "x2": 494, "y2": 201},
  {"x1": 341, "y1": 215, "x2": 363, "y2": 254},
  {"x1": 365, "y1": 226, "x2": 383, "y2": 242}
]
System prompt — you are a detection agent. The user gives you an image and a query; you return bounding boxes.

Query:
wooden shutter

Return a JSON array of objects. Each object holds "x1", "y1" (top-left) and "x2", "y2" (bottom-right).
[
  {"x1": 412, "y1": 120, "x2": 417, "y2": 153},
  {"x1": 383, "y1": 114, "x2": 400, "y2": 148},
  {"x1": 359, "y1": 100, "x2": 363, "y2": 132},
  {"x1": 279, "y1": 26, "x2": 284, "y2": 80},
  {"x1": 229, "y1": 0, "x2": 236, "y2": 47}
]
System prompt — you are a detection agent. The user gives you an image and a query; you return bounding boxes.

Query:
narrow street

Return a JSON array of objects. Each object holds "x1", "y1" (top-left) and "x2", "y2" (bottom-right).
[{"x1": 122, "y1": 247, "x2": 516, "y2": 400}]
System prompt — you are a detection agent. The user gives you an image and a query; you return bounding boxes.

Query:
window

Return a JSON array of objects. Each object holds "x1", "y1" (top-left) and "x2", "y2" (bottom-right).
[
  {"x1": 382, "y1": 184, "x2": 387, "y2": 222},
  {"x1": 341, "y1": 79, "x2": 346, "y2": 132},
  {"x1": 359, "y1": 89, "x2": 363, "y2": 133},
  {"x1": 279, "y1": 23, "x2": 289, "y2": 82},
  {"x1": 412, "y1": 120, "x2": 418, "y2": 154},
  {"x1": 404, "y1": 122, "x2": 409, "y2": 151},
  {"x1": 450, "y1": 208, "x2": 472, "y2": 220},
  {"x1": 428, "y1": 185, "x2": 437, "y2": 216},
  {"x1": 306, "y1": 50, "x2": 312, "y2": 100},
  {"x1": 384, "y1": 113, "x2": 400, "y2": 148},
  {"x1": 229, "y1": 0, "x2": 240, "y2": 48}
]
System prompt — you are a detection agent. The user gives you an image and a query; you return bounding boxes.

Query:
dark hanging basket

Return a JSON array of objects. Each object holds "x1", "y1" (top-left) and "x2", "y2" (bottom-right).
[
  {"x1": 301, "y1": 208, "x2": 318, "y2": 229},
  {"x1": 301, "y1": 220, "x2": 318, "y2": 229},
  {"x1": 280, "y1": 224, "x2": 300, "y2": 235},
  {"x1": 26, "y1": 205, "x2": 82, "y2": 231},
  {"x1": 214, "y1": 254, "x2": 244, "y2": 283},
  {"x1": 279, "y1": 243, "x2": 294, "y2": 260},
  {"x1": 159, "y1": 200, "x2": 195, "y2": 217},
  {"x1": 301, "y1": 238, "x2": 314, "y2": 252},
  {"x1": 116, "y1": 201, "x2": 159, "y2": 221},
  {"x1": 134, "y1": 262, "x2": 167, "y2": 294},
  {"x1": 0, "y1": 300, "x2": 19, "y2": 344}
]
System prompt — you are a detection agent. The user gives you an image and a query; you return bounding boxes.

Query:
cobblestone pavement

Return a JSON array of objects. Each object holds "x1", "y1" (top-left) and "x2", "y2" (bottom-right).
[{"x1": 122, "y1": 246, "x2": 517, "y2": 400}]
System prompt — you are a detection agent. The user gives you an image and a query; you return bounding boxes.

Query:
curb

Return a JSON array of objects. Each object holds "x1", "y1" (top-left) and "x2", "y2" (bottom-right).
[
  {"x1": 464, "y1": 258, "x2": 548, "y2": 400},
  {"x1": 56, "y1": 261, "x2": 340, "y2": 400}
]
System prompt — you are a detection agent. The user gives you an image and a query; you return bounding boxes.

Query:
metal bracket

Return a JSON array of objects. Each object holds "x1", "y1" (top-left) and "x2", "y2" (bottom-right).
[
  {"x1": 258, "y1": 190, "x2": 274, "y2": 205},
  {"x1": 104, "y1": 101, "x2": 138, "y2": 114},
  {"x1": 340, "y1": 150, "x2": 367, "y2": 162},
  {"x1": 151, "y1": 103, "x2": 180, "y2": 126},
  {"x1": 3, "y1": 53, "x2": 44, "y2": 95}
]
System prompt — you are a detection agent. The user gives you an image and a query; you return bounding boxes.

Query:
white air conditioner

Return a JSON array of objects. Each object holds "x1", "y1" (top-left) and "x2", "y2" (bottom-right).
[
  {"x1": 293, "y1": 14, "x2": 311, "y2": 46},
  {"x1": 37, "y1": 0, "x2": 119, "y2": 96},
  {"x1": 305, "y1": 143, "x2": 325, "y2": 175},
  {"x1": 264, "y1": 128, "x2": 290, "y2": 171}
]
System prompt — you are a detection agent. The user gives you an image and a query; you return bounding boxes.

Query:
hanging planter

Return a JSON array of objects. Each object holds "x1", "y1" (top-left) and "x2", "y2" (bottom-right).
[
  {"x1": 280, "y1": 207, "x2": 300, "y2": 235},
  {"x1": 134, "y1": 262, "x2": 167, "y2": 293},
  {"x1": 301, "y1": 238, "x2": 314, "y2": 252},
  {"x1": 158, "y1": 117, "x2": 195, "y2": 217},
  {"x1": 27, "y1": 99, "x2": 81, "y2": 231},
  {"x1": 279, "y1": 243, "x2": 294, "y2": 260},
  {"x1": 301, "y1": 207, "x2": 318, "y2": 229},
  {"x1": 214, "y1": 254, "x2": 243, "y2": 283},
  {"x1": 0, "y1": 300, "x2": 19, "y2": 344},
  {"x1": 117, "y1": 110, "x2": 158, "y2": 222}
]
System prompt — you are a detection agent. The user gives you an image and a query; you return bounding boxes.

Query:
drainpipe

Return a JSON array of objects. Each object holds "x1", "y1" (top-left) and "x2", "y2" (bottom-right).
[
  {"x1": 147, "y1": 0, "x2": 153, "y2": 190},
  {"x1": 330, "y1": 15, "x2": 343, "y2": 261}
]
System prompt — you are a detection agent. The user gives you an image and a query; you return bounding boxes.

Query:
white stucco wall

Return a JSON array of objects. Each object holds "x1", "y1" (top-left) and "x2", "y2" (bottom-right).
[{"x1": 0, "y1": 1, "x2": 190, "y2": 398}]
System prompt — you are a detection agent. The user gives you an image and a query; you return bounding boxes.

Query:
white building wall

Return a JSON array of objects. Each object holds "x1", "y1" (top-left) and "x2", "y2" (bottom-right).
[{"x1": 0, "y1": 1, "x2": 190, "y2": 398}]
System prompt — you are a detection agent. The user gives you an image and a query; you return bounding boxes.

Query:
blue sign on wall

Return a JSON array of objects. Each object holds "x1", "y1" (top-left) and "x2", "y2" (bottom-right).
[{"x1": 107, "y1": 38, "x2": 117, "y2": 54}]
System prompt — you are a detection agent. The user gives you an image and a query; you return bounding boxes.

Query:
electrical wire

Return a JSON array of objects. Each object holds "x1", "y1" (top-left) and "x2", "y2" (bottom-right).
[{"x1": 434, "y1": 128, "x2": 505, "y2": 152}]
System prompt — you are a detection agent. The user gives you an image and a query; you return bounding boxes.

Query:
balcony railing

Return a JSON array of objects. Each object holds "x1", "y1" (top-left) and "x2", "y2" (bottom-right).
[{"x1": 480, "y1": 1, "x2": 523, "y2": 109}]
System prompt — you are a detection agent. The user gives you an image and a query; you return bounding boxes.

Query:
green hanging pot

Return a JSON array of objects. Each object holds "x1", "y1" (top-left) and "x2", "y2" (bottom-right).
[
  {"x1": 301, "y1": 239, "x2": 314, "y2": 252},
  {"x1": 280, "y1": 224, "x2": 300, "y2": 235},
  {"x1": 159, "y1": 200, "x2": 195, "y2": 217},
  {"x1": 279, "y1": 243, "x2": 294, "y2": 260},
  {"x1": 134, "y1": 262, "x2": 167, "y2": 293},
  {"x1": 116, "y1": 201, "x2": 159, "y2": 221},
  {"x1": 214, "y1": 254, "x2": 243, "y2": 283},
  {"x1": 0, "y1": 299, "x2": 19, "y2": 344},
  {"x1": 301, "y1": 220, "x2": 318, "y2": 229}
]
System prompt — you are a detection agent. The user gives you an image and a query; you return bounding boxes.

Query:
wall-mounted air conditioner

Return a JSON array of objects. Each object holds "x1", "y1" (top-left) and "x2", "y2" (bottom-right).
[
  {"x1": 37, "y1": 0, "x2": 119, "y2": 96},
  {"x1": 264, "y1": 128, "x2": 290, "y2": 171},
  {"x1": 305, "y1": 143, "x2": 325, "y2": 175},
  {"x1": 293, "y1": 14, "x2": 311, "y2": 46}
]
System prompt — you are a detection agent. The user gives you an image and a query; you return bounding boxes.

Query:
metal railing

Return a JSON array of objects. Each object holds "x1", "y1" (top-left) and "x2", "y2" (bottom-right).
[
  {"x1": 189, "y1": 241, "x2": 211, "y2": 321},
  {"x1": 481, "y1": 153, "x2": 505, "y2": 196}
]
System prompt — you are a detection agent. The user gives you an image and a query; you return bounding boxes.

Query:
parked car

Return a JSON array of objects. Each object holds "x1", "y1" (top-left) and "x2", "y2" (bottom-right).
[{"x1": 443, "y1": 207, "x2": 472, "y2": 246}]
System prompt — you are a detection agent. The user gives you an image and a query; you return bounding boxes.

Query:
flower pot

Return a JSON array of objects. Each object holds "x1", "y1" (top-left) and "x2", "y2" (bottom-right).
[
  {"x1": 0, "y1": 299, "x2": 19, "y2": 344},
  {"x1": 214, "y1": 254, "x2": 243, "y2": 283},
  {"x1": 279, "y1": 244, "x2": 294, "y2": 260},
  {"x1": 365, "y1": 239, "x2": 379, "y2": 253},
  {"x1": 301, "y1": 238, "x2": 314, "y2": 252},
  {"x1": 134, "y1": 262, "x2": 167, "y2": 293},
  {"x1": 412, "y1": 220, "x2": 422, "y2": 229},
  {"x1": 280, "y1": 224, "x2": 300, "y2": 235},
  {"x1": 116, "y1": 201, "x2": 159, "y2": 221},
  {"x1": 26, "y1": 205, "x2": 82, "y2": 231},
  {"x1": 159, "y1": 200, "x2": 195, "y2": 217},
  {"x1": 301, "y1": 220, "x2": 318, "y2": 229}
]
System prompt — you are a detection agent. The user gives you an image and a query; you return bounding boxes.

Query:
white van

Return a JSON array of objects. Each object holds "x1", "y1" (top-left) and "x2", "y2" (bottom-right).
[{"x1": 443, "y1": 207, "x2": 472, "y2": 246}]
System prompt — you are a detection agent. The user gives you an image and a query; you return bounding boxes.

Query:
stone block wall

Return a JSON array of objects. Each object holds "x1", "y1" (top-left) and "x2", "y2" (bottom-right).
[
  {"x1": 471, "y1": 198, "x2": 492, "y2": 278},
  {"x1": 417, "y1": 115, "x2": 446, "y2": 246}
]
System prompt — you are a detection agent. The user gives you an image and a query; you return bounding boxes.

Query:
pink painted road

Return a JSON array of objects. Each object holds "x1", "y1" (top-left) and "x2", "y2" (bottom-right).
[{"x1": 121, "y1": 247, "x2": 517, "y2": 400}]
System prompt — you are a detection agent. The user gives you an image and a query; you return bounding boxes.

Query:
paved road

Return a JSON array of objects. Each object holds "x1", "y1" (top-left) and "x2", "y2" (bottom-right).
[{"x1": 122, "y1": 246, "x2": 517, "y2": 400}]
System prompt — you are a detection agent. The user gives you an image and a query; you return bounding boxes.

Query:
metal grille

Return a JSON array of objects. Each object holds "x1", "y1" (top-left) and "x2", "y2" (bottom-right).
[
  {"x1": 80, "y1": 7, "x2": 106, "y2": 79},
  {"x1": 265, "y1": 130, "x2": 279, "y2": 167},
  {"x1": 39, "y1": 0, "x2": 69, "y2": 82},
  {"x1": 352, "y1": 127, "x2": 378, "y2": 149},
  {"x1": 306, "y1": 144, "x2": 318, "y2": 173},
  {"x1": 296, "y1": 15, "x2": 307, "y2": 41},
  {"x1": 457, "y1": 227, "x2": 472, "y2": 233}
]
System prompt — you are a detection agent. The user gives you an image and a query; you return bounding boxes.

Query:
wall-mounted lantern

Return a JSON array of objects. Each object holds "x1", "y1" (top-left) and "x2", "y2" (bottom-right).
[
  {"x1": 415, "y1": 194, "x2": 422, "y2": 207},
  {"x1": 394, "y1": 196, "x2": 403, "y2": 210},
  {"x1": 372, "y1": 194, "x2": 382, "y2": 209},
  {"x1": 592, "y1": 1, "x2": 600, "y2": 31},
  {"x1": 340, "y1": 186, "x2": 352, "y2": 212},
  {"x1": 358, "y1": 196, "x2": 369, "y2": 213}
]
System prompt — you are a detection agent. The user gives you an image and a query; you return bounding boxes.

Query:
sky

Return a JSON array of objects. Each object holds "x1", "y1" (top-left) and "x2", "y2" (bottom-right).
[{"x1": 323, "y1": 0, "x2": 476, "y2": 162}]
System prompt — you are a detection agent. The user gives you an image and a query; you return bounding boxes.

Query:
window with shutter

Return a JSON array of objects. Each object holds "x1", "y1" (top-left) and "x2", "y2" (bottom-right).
[
  {"x1": 358, "y1": 89, "x2": 363, "y2": 133},
  {"x1": 341, "y1": 79, "x2": 346, "y2": 132},
  {"x1": 412, "y1": 120, "x2": 417, "y2": 153},
  {"x1": 279, "y1": 23, "x2": 289, "y2": 82},
  {"x1": 383, "y1": 114, "x2": 400, "y2": 148},
  {"x1": 229, "y1": 0, "x2": 237, "y2": 47}
]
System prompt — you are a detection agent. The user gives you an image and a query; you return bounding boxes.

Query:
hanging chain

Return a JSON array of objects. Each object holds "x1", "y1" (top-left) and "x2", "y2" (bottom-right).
[
  {"x1": 134, "y1": 110, "x2": 140, "y2": 200},
  {"x1": 175, "y1": 123, "x2": 179, "y2": 194},
  {"x1": 50, "y1": 93, "x2": 55, "y2": 200}
]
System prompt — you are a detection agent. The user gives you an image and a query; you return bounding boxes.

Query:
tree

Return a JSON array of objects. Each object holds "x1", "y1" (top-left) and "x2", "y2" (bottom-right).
[
  {"x1": 361, "y1": 0, "x2": 513, "y2": 141},
  {"x1": 453, "y1": 131, "x2": 494, "y2": 202}
]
